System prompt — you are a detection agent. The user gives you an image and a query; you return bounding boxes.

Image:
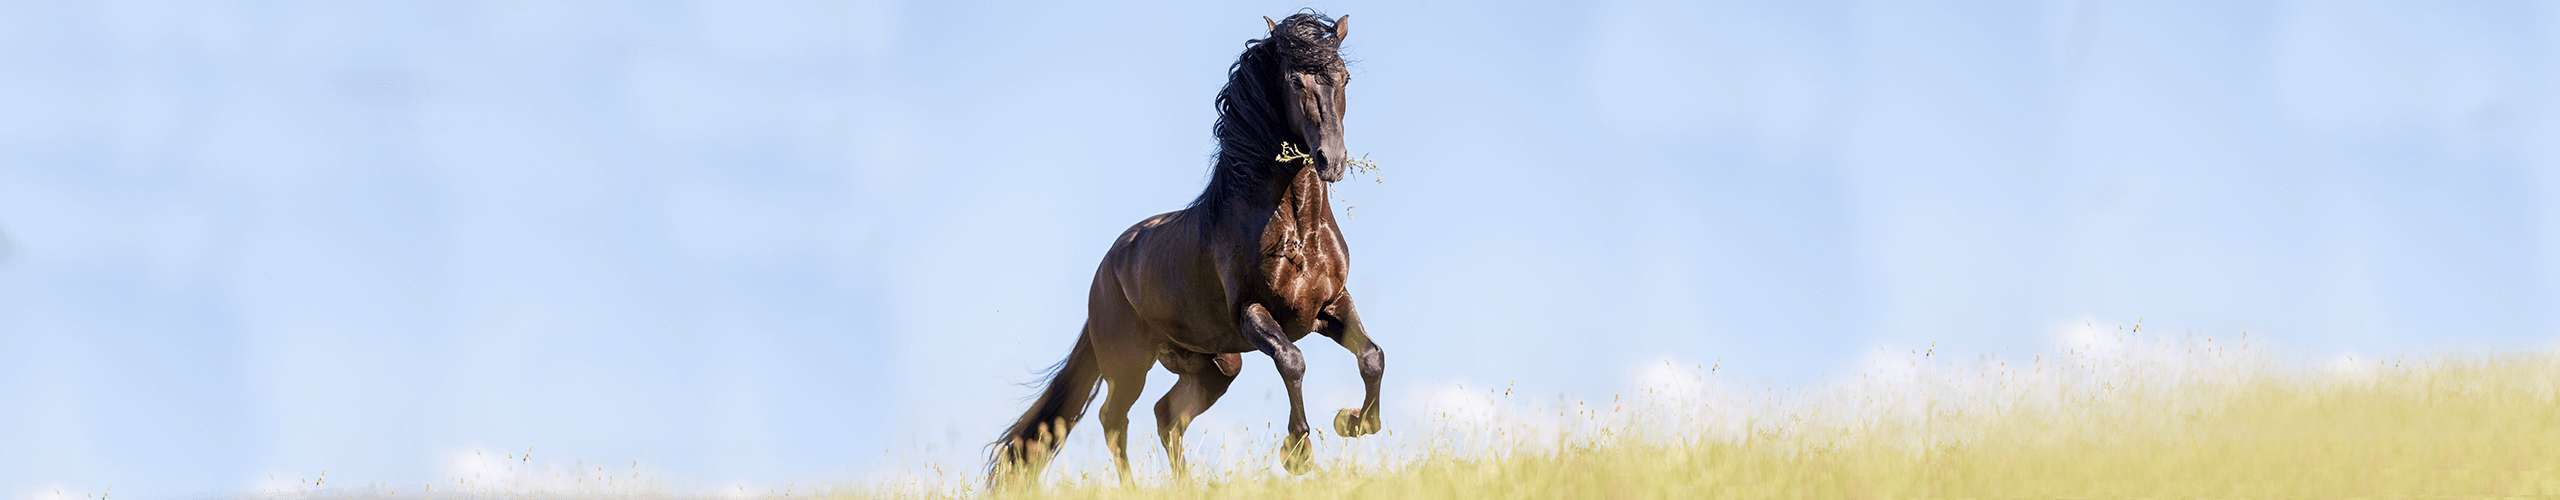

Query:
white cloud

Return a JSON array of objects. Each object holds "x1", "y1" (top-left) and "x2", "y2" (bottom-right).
[
  {"x1": 18, "y1": 485, "x2": 77, "y2": 500},
  {"x1": 427, "y1": 448, "x2": 667, "y2": 497},
  {"x1": 1397, "y1": 379, "x2": 1588, "y2": 458},
  {"x1": 2056, "y1": 319, "x2": 2122, "y2": 360},
  {"x1": 2324, "y1": 354, "x2": 2378, "y2": 384},
  {"x1": 1625, "y1": 359, "x2": 1754, "y2": 442}
]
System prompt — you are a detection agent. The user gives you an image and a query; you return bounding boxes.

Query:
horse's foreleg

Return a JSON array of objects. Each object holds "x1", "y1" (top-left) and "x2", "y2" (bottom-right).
[
  {"x1": 1316, "y1": 295, "x2": 1385, "y2": 437},
  {"x1": 1153, "y1": 351, "x2": 1238, "y2": 480},
  {"x1": 1239, "y1": 303, "x2": 1314, "y2": 474}
]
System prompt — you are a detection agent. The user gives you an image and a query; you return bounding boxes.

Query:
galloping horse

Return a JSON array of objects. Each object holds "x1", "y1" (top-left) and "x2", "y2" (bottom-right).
[{"x1": 987, "y1": 12, "x2": 1381, "y2": 485}]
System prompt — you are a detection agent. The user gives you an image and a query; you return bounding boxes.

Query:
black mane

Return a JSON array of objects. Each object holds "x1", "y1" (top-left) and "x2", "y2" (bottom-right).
[{"x1": 1185, "y1": 11, "x2": 1342, "y2": 221}]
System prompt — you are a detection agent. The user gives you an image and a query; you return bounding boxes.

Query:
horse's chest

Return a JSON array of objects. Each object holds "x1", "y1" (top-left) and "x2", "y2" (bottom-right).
[
  {"x1": 1231, "y1": 171, "x2": 1346, "y2": 332},
  {"x1": 1261, "y1": 241, "x2": 1338, "y2": 295},
  {"x1": 1253, "y1": 227, "x2": 1343, "y2": 326}
]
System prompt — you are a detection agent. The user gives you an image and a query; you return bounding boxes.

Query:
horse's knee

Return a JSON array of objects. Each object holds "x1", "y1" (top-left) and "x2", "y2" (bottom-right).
[
  {"x1": 1358, "y1": 347, "x2": 1384, "y2": 378},
  {"x1": 1273, "y1": 349, "x2": 1306, "y2": 380}
]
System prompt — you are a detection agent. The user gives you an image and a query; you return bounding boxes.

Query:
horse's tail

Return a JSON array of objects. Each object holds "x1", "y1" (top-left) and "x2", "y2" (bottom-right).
[{"x1": 985, "y1": 328, "x2": 1103, "y2": 487}]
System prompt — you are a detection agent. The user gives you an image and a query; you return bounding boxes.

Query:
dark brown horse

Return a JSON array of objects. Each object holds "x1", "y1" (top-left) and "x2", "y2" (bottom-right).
[{"x1": 987, "y1": 12, "x2": 1381, "y2": 486}]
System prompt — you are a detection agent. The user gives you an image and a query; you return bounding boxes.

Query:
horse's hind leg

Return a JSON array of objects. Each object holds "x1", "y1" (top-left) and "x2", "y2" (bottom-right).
[
  {"x1": 1153, "y1": 350, "x2": 1239, "y2": 479},
  {"x1": 1096, "y1": 355, "x2": 1150, "y2": 484},
  {"x1": 1086, "y1": 266, "x2": 1156, "y2": 484},
  {"x1": 1315, "y1": 295, "x2": 1385, "y2": 437}
]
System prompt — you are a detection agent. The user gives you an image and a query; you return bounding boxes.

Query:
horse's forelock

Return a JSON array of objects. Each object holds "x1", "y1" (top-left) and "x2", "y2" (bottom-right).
[{"x1": 1272, "y1": 12, "x2": 1343, "y2": 68}]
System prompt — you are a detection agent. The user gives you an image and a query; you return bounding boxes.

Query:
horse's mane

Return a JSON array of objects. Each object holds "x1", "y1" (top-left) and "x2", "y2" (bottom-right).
[{"x1": 1185, "y1": 11, "x2": 1343, "y2": 221}]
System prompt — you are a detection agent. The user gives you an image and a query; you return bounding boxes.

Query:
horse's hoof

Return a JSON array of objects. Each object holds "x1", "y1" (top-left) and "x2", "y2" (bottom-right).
[
  {"x1": 1280, "y1": 436, "x2": 1314, "y2": 475},
  {"x1": 1333, "y1": 408, "x2": 1380, "y2": 437}
]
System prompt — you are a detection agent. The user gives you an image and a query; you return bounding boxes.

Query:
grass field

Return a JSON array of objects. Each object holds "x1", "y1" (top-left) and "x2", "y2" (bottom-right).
[
  {"x1": 236, "y1": 329, "x2": 2560, "y2": 499},
  {"x1": 911, "y1": 332, "x2": 2560, "y2": 499}
]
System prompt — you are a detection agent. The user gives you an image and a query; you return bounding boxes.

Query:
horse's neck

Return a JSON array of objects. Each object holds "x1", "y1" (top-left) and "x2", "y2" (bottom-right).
[
  {"x1": 1267, "y1": 167, "x2": 1334, "y2": 229},
  {"x1": 1275, "y1": 167, "x2": 1331, "y2": 217},
  {"x1": 1212, "y1": 166, "x2": 1332, "y2": 242}
]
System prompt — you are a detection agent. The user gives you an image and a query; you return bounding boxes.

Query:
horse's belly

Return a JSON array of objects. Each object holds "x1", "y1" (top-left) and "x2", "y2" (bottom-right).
[
  {"x1": 1122, "y1": 273, "x2": 1258, "y2": 354},
  {"x1": 1137, "y1": 278, "x2": 1331, "y2": 354}
]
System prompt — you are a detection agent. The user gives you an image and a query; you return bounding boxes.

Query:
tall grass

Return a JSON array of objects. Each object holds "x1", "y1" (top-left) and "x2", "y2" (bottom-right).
[
  {"x1": 235, "y1": 329, "x2": 2560, "y2": 498},
  {"x1": 981, "y1": 333, "x2": 2560, "y2": 499}
]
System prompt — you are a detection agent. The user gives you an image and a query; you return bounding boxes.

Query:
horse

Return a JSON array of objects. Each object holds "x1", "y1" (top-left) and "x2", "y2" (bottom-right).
[{"x1": 985, "y1": 11, "x2": 1382, "y2": 486}]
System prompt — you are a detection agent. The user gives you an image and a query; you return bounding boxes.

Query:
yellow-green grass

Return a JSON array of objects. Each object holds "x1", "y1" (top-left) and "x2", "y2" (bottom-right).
[
  {"x1": 955, "y1": 347, "x2": 2560, "y2": 499},
  {"x1": 242, "y1": 335, "x2": 2560, "y2": 499}
]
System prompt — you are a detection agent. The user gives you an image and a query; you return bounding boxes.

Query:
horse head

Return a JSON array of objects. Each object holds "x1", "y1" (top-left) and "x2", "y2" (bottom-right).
[{"x1": 1265, "y1": 13, "x2": 1352, "y2": 182}]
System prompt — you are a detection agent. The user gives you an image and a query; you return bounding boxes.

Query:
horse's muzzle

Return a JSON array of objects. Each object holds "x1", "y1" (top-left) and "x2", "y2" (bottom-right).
[{"x1": 1317, "y1": 146, "x2": 1349, "y2": 182}]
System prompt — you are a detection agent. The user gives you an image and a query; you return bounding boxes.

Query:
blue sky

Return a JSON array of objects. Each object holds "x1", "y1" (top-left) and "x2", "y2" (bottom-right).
[{"x1": 2, "y1": 0, "x2": 2556, "y2": 497}]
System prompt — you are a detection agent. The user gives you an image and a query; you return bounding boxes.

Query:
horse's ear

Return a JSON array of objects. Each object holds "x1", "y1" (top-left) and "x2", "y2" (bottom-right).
[
  {"x1": 1263, "y1": 16, "x2": 1277, "y2": 32},
  {"x1": 1333, "y1": 15, "x2": 1350, "y2": 41}
]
